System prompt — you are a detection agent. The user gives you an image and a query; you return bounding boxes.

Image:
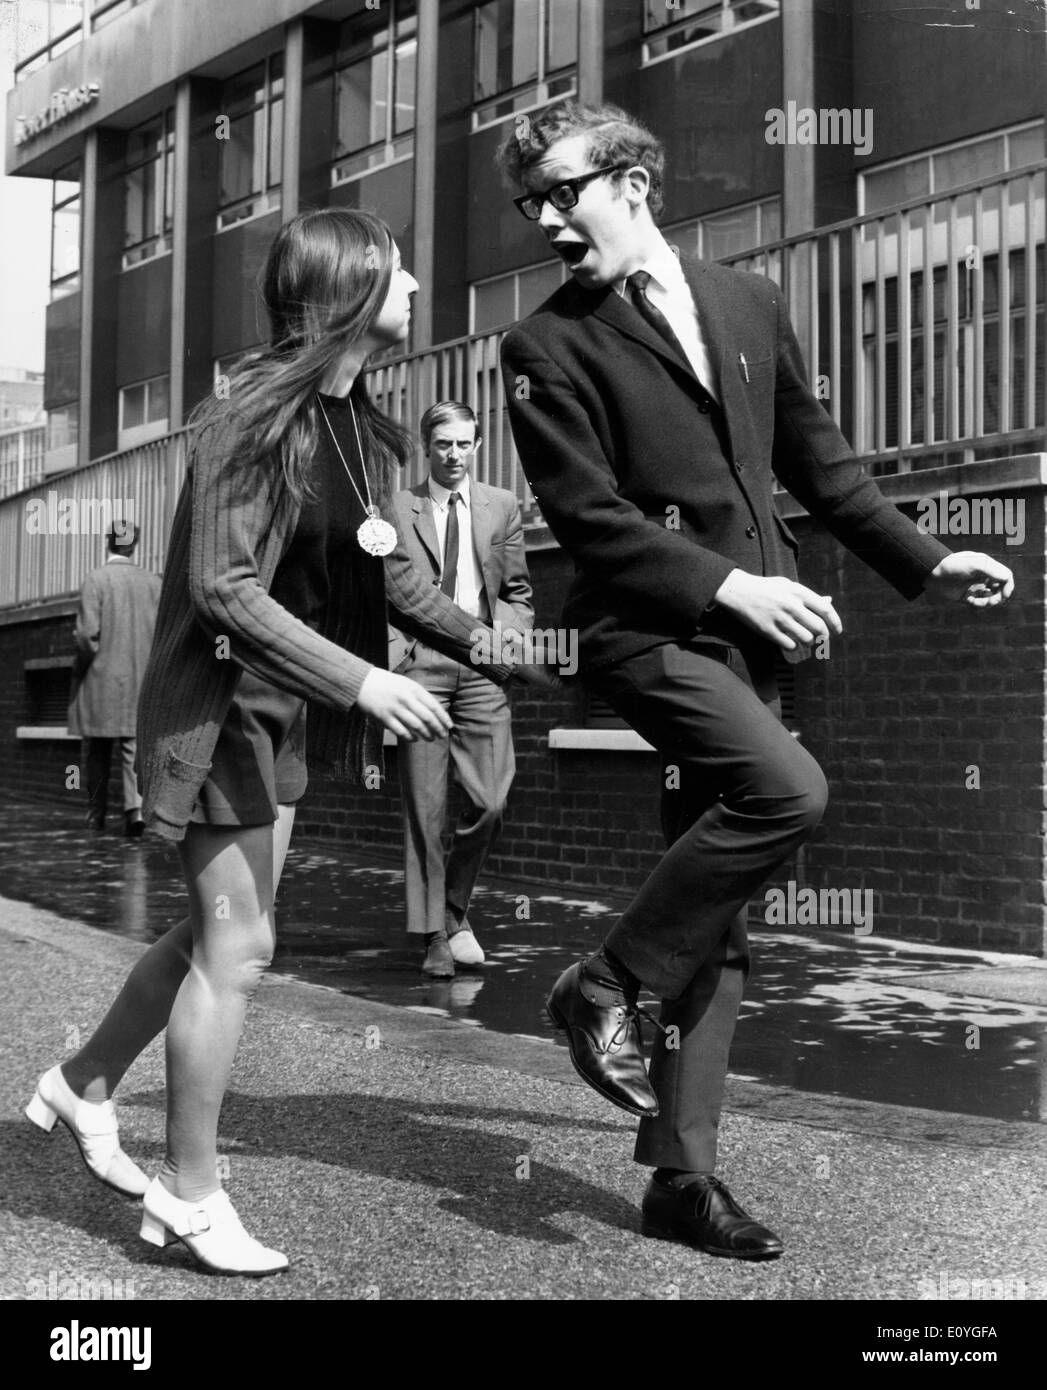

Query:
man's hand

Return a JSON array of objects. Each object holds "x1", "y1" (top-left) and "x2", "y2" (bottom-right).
[
  {"x1": 712, "y1": 570, "x2": 843, "y2": 655},
  {"x1": 923, "y1": 552, "x2": 1014, "y2": 608},
  {"x1": 357, "y1": 668, "x2": 454, "y2": 741}
]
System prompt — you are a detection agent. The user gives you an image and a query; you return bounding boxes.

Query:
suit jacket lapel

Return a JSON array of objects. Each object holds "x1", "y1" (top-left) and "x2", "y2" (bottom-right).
[
  {"x1": 680, "y1": 253, "x2": 746, "y2": 460},
  {"x1": 410, "y1": 482, "x2": 441, "y2": 575},
  {"x1": 469, "y1": 483, "x2": 495, "y2": 618},
  {"x1": 589, "y1": 283, "x2": 700, "y2": 388}
]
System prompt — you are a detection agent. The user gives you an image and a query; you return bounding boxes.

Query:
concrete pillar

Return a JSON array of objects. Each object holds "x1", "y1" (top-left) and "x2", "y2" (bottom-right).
[
  {"x1": 282, "y1": 18, "x2": 304, "y2": 223},
  {"x1": 577, "y1": 0, "x2": 604, "y2": 107},
  {"x1": 168, "y1": 79, "x2": 191, "y2": 431},
  {"x1": 411, "y1": 0, "x2": 439, "y2": 349},
  {"x1": 76, "y1": 129, "x2": 96, "y2": 469},
  {"x1": 780, "y1": 0, "x2": 816, "y2": 237}
]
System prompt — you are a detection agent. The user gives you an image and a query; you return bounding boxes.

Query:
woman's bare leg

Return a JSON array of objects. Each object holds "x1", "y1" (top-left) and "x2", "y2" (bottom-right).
[{"x1": 158, "y1": 806, "x2": 295, "y2": 1202}]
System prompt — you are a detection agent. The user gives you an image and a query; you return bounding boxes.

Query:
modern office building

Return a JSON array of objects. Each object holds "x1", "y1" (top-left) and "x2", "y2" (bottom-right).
[{"x1": 2, "y1": 0, "x2": 1045, "y2": 954}]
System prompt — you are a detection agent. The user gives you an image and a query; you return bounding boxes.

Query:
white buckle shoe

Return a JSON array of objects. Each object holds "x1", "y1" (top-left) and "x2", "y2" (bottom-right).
[
  {"x1": 26, "y1": 1065, "x2": 149, "y2": 1198},
  {"x1": 140, "y1": 1178, "x2": 289, "y2": 1276},
  {"x1": 448, "y1": 926, "x2": 485, "y2": 967}
]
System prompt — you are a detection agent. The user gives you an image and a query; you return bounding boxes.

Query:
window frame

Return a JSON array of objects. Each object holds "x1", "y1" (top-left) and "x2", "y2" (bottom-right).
[
  {"x1": 50, "y1": 159, "x2": 82, "y2": 298},
  {"x1": 471, "y1": 0, "x2": 579, "y2": 133},
  {"x1": 858, "y1": 120, "x2": 1045, "y2": 217},
  {"x1": 121, "y1": 109, "x2": 174, "y2": 270},
  {"x1": 216, "y1": 54, "x2": 285, "y2": 231},
  {"x1": 641, "y1": 0, "x2": 781, "y2": 69},
  {"x1": 331, "y1": 0, "x2": 417, "y2": 188},
  {"x1": 117, "y1": 375, "x2": 170, "y2": 451}
]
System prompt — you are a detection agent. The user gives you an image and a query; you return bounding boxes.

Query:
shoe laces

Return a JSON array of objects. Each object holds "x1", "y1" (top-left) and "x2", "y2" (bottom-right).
[{"x1": 609, "y1": 999, "x2": 668, "y2": 1046}]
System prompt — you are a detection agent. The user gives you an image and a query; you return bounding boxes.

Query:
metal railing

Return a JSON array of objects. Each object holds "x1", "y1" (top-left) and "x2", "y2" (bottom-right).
[
  {"x1": 1, "y1": 164, "x2": 1042, "y2": 610},
  {"x1": 0, "y1": 425, "x2": 47, "y2": 501},
  {"x1": 0, "y1": 432, "x2": 185, "y2": 610},
  {"x1": 725, "y1": 162, "x2": 1046, "y2": 472}
]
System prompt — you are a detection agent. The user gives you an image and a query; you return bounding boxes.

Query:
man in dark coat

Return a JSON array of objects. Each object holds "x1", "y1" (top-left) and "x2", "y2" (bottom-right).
[
  {"x1": 498, "y1": 101, "x2": 1013, "y2": 1259},
  {"x1": 68, "y1": 524, "x2": 161, "y2": 835}
]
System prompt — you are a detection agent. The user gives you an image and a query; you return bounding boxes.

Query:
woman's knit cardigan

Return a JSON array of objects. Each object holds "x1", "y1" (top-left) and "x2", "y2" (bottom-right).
[{"x1": 138, "y1": 411, "x2": 512, "y2": 841}]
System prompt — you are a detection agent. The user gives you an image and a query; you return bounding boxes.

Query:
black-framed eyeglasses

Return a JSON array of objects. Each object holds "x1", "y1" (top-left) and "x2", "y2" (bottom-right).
[{"x1": 512, "y1": 164, "x2": 626, "y2": 221}]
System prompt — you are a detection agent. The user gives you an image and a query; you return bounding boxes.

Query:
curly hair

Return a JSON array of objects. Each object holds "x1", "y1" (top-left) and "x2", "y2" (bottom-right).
[{"x1": 496, "y1": 100, "x2": 666, "y2": 220}]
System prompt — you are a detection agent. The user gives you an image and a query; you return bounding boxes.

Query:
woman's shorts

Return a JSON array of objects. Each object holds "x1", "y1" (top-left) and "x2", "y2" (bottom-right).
[{"x1": 190, "y1": 668, "x2": 308, "y2": 828}]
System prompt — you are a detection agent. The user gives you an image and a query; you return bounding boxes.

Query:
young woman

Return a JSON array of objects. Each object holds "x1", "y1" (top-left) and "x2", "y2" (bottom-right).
[{"x1": 25, "y1": 208, "x2": 515, "y2": 1276}]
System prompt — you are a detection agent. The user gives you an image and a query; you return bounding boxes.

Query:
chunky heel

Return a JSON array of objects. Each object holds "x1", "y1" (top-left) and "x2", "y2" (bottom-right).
[
  {"x1": 139, "y1": 1211, "x2": 174, "y2": 1248},
  {"x1": 25, "y1": 1090, "x2": 58, "y2": 1132}
]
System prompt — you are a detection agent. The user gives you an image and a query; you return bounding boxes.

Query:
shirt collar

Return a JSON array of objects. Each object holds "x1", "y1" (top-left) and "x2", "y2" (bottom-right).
[
  {"x1": 428, "y1": 474, "x2": 471, "y2": 509},
  {"x1": 615, "y1": 233, "x2": 685, "y2": 298}
]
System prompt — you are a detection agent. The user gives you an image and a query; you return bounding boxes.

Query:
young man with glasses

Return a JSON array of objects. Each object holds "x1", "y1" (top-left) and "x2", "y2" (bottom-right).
[
  {"x1": 388, "y1": 401, "x2": 534, "y2": 977},
  {"x1": 498, "y1": 101, "x2": 1013, "y2": 1259}
]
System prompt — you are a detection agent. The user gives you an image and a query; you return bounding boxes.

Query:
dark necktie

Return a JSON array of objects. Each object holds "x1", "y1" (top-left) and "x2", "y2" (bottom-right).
[
  {"x1": 627, "y1": 269, "x2": 713, "y2": 410},
  {"x1": 440, "y1": 491, "x2": 460, "y2": 598},
  {"x1": 627, "y1": 270, "x2": 689, "y2": 362}
]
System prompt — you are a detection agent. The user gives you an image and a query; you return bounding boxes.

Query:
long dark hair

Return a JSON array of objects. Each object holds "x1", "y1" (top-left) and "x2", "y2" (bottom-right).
[{"x1": 190, "y1": 208, "x2": 414, "y2": 503}]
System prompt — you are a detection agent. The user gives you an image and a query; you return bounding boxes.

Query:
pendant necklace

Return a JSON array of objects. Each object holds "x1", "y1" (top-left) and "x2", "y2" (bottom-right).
[{"x1": 316, "y1": 394, "x2": 399, "y2": 557}]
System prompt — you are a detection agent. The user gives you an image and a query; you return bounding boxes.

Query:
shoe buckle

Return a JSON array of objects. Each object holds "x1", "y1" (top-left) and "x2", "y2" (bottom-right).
[{"x1": 186, "y1": 1209, "x2": 212, "y2": 1237}]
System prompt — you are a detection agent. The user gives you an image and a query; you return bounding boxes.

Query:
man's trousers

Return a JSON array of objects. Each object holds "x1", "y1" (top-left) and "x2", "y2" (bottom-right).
[
  {"x1": 84, "y1": 736, "x2": 141, "y2": 825},
  {"x1": 397, "y1": 648, "x2": 515, "y2": 936},
  {"x1": 584, "y1": 639, "x2": 828, "y2": 1171}
]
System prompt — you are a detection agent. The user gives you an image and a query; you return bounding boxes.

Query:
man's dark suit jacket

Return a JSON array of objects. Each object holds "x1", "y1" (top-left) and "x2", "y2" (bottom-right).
[
  {"x1": 388, "y1": 478, "x2": 534, "y2": 672},
  {"x1": 500, "y1": 252, "x2": 950, "y2": 671}
]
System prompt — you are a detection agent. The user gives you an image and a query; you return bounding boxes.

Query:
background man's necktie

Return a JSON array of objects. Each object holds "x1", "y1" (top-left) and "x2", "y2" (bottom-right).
[{"x1": 440, "y1": 491, "x2": 460, "y2": 597}]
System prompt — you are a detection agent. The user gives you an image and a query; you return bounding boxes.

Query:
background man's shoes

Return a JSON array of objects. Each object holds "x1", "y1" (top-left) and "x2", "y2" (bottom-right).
[
  {"x1": 640, "y1": 1175, "x2": 784, "y2": 1260},
  {"x1": 422, "y1": 933, "x2": 455, "y2": 978},
  {"x1": 125, "y1": 810, "x2": 145, "y2": 838},
  {"x1": 545, "y1": 961, "x2": 659, "y2": 1117},
  {"x1": 448, "y1": 926, "x2": 484, "y2": 967}
]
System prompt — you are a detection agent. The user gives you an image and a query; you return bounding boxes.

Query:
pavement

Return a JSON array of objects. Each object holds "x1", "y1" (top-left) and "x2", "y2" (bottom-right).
[{"x1": 2, "y1": 894, "x2": 1045, "y2": 1303}]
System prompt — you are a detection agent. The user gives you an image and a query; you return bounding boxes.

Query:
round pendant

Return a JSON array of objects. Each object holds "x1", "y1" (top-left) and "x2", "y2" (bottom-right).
[{"x1": 357, "y1": 510, "x2": 398, "y2": 557}]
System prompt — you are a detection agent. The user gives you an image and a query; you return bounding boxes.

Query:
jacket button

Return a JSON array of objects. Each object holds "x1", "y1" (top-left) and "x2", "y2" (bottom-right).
[
  {"x1": 745, "y1": 525, "x2": 757, "y2": 539},
  {"x1": 734, "y1": 458, "x2": 744, "y2": 470}
]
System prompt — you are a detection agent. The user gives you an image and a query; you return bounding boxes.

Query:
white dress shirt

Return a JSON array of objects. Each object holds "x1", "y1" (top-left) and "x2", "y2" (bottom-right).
[
  {"x1": 428, "y1": 474, "x2": 484, "y2": 618},
  {"x1": 617, "y1": 236, "x2": 720, "y2": 402}
]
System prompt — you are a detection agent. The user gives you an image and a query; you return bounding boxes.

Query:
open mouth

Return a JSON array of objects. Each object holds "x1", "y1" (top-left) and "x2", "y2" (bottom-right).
[{"x1": 554, "y1": 240, "x2": 589, "y2": 268}]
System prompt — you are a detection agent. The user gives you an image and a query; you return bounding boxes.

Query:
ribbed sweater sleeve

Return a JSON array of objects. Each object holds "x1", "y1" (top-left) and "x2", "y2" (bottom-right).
[
  {"x1": 188, "y1": 415, "x2": 374, "y2": 712},
  {"x1": 384, "y1": 532, "x2": 514, "y2": 684}
]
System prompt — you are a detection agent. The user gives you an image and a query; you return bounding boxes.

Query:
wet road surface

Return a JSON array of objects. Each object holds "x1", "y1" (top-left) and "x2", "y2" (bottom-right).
[{"x1": 1, "y1": 802, "x2": 1043, "y2": 1124}]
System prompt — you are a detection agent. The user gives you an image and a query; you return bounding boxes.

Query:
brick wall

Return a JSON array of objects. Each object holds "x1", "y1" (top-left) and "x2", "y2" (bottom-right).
[{"x1": 1, "y1": 464, "x2": 1043, "y2": 954}]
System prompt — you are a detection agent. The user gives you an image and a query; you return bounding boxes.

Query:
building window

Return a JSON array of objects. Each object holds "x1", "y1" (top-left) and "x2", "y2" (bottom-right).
[
  {"x1": 123, "y1": 111, "x2": 174, "y2": 269},
  {"x1": 472, "y1": 0, "x2": 578, "y2": 131},
  {"x1": 642, "y1": 0, "x2": 780, "y2": 65},
  {"x1": 471, "y1": 258, "x2": 567, "y2": 333},
  {"x1": 860, "y1": 121, "x2": 1044, "y2": 216},
  {"x1": 51, "y1": 160, "x2": 81, "y2": 298},
  {"x1": 46, "y1": 404, "x2": 79, "y2": 453},
  {"x1": 217, "y1": 55, "x2": 284, "y2": 229},
  {"x1": 118, "y1": 375, "x2": 169, "y2": 450},
  {"x1": 664, "y1": 196, "x2": 781, "y2": 262},
  {"x1": 91, "y1": 0, "x2": 144, "y2": 31},
  {"x1": 332, "y1": 1, "x2": 416, "y2": 185},
  {"x1": 14, "y1": 1, "x2": 83, "y2": 81}
]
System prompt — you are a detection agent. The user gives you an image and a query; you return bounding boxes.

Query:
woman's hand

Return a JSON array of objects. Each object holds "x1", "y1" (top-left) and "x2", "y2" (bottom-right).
[{"x1": 357, "y1": 668, "x2": 453, "y2": 741}]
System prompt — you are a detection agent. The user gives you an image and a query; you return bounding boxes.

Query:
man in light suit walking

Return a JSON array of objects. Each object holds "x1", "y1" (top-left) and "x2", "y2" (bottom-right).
[
  {"x1": 498, "y1": 101, "x2": 1013, "y2": 1258},
  {"x1": 389, "y1": 402, "x2": 534, "y2": 977},
  {"x1": 68, "y1": 523, "x2": 161, "y2": 835}
]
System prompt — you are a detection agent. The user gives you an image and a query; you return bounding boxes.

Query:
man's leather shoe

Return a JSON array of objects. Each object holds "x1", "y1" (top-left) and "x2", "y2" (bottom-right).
[
  {"x1": 125, "y1": 811, "x2": 145, "y2": 839},
  {"x1": 422, "y1": 933, "x2": 454, "y2": 978},
  {"x1": 641, "y1": 1174, "x2": 784, "y2": 1259},
  {"x1": 545, "y1": 961, "x2": 659, "y2": 1117}
]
